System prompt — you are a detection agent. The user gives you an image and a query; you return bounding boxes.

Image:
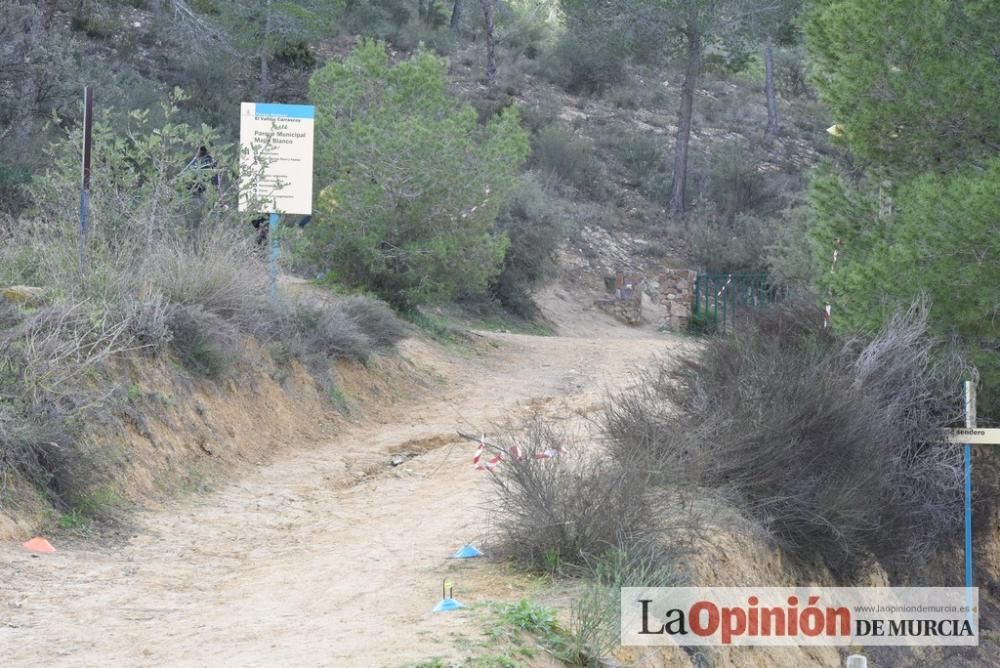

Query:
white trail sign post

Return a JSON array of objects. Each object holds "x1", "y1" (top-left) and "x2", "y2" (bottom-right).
[
  {"x1": 239, "y1": 102, "x2": 315, "y2": 299},
  {"x1": 940, "y1": 383, "x2": 1000, "y2": 617}
]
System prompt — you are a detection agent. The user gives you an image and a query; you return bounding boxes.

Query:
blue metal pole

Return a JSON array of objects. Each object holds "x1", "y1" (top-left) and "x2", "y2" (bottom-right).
[
  {"x1": 963, "y1": 380, "x2": 976, "y2": 617},
  {"x1": 965, "y1": 443, "x2": 973, "y2": 591},
  {"x1": 269, "y1": 212, "x2": 280, "y2": 301}
]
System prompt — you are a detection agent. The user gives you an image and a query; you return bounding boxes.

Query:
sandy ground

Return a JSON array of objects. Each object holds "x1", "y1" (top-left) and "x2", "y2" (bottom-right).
[{"x1": 0, "y1": 330, "x2": 683, "y2": 667}]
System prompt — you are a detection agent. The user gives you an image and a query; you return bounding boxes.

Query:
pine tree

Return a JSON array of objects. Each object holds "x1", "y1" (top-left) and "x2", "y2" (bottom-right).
[
  {"x1": 806, "y1": 0, "x2": 999, "y2": 173},
  {"x1": 307, "y1": 41, "x2": 530, "y2": 307},
  {"x1": 807, "y1": 0, "x2": 1000, "y2": 415}
]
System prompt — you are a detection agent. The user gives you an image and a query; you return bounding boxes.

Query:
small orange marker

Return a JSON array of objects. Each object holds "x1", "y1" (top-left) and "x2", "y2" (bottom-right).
[{"x1": 22, "y1": 537, "x2": 56, "y2": 553}]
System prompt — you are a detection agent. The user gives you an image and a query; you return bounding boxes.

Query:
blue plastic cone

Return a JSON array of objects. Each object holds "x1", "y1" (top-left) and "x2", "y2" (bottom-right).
[
  {"x1": 433, "y1": 597, "x2": 465, "y2": 612},
  {"x1": 453, "y1": 544, "x2": 484, "y2": 559}
]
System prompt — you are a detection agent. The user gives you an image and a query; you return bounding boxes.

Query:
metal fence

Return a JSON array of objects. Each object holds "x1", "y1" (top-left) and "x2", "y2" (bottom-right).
[{"x1": 692, "y1": 272, "x2": 791, "y2": 333}]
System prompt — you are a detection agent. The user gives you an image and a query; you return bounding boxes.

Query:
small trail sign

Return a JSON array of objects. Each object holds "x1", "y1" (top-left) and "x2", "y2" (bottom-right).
[{"x1": 943, "y1": 428, "x2": 1000, "y2": 445}]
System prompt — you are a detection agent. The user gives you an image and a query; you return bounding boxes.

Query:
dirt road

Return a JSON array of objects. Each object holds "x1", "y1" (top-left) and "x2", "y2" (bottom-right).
[{"x1": 0, "y1": 330, "x2": 682, "y2": 667}]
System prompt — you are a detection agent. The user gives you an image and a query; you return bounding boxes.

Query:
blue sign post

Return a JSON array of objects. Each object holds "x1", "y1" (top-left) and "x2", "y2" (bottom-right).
[{"x1": 963, "y1": 381, "x2": 976, "y2": 617}]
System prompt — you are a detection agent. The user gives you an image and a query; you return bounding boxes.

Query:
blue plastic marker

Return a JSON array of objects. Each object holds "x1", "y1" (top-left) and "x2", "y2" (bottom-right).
[
  {"x1": 432, "y1": 579, "x2": 464, "y2": 612},
  {"x1": 453, "y1": 544, "x2": 484, "y2": 559}
]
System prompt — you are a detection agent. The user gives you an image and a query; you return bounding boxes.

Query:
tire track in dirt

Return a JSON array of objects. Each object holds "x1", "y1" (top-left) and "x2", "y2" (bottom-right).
[{"x1": 0, "y1": 332, "x2": 684, "y2": 667}]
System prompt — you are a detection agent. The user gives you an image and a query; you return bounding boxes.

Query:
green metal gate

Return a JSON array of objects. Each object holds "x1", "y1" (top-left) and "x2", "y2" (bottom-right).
[{"x1": 692, "y1": 272, "x2": 790, "y2": 333}]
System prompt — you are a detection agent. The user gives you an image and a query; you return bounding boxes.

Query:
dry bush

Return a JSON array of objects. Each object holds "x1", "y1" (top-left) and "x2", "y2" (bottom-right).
[
  {"x1": 119, "y1": 292, "x2": 173, "y2": 356},
  {"x1": 487, "y1": 420, "x2": 661, "y2": 571},
  {"x1": 486, "y1": 419, "x2": 696, "y2": 663},
  {"x1": 0, "y1": 303, "x2": 134, "y2": 505},
  {"x1": 337, "y1": 295, "x2": 409, "y2": 351},
  {"x1": 0, "y1": 403, "x2": 79, "y2": 504},
  {"x1": 144, "y1": 236, "x2": 269, "y2": 329},
  {"x1": 4, "y1": 304, "x2": 135, "y2": 408},
  {"x1": 289, "y1": 302, "x2": 372, "y2": 362},
  {"x1": 604, "y1": 300, "x2": 968, "y2": 578},
  {"x1": 165, "y1": 304, "x2": 243, "y2": 379}
]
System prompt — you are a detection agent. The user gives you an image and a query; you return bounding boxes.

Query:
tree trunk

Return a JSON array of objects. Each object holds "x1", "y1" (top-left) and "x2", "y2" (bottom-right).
[
  {"x1": 480, "y1": 0, "x2": 497, "y2": 86},
  {"x1": 42, "y1": 0, "x2": 58, "y2": 32},
  {"x1": 258, "y1": 0, "x2": 272, "y2": 99},
  {"x1": 668, "y1": 29, "x2": 702, "y2": 217},
  {"x1": 764, "y1": 35, "x2": 779, "y2": 142},
  {"x1": 259, "y1": 51, "x2": 270, "y2": 99},
  {"x1": 450, "y1": 0, "x2": 464, "y2": 32}
]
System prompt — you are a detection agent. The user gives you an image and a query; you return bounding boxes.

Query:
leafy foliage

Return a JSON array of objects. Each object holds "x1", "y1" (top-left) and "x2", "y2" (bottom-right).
[
  {"x1": 491, "y1": 175, "x2": 564, "y2": 316},
  {"x1": 806, "y1": 0, "x2": 1000, "y2": 417},
  {"x1": 812, "y1": 161, "x2": 1000, "y2": 415},
  {"x1": 306, "y1": 40, "x2": 530, "y2": 307},
  {"x1": 806, "y1": 0, "x2": 1000, "y2": 173}
]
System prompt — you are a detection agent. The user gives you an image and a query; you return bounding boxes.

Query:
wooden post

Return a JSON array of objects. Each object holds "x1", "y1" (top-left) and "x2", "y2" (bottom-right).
[{"x1": 79, "y1": 86, "x2": 94, "y2": 274}]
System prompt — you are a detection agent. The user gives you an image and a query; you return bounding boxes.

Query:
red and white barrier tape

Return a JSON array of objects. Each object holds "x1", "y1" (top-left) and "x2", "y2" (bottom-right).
[
  {"x1": 472, "y1": 437, "x2": 566, "y2": 471},
  {"x1": 716, "y1": 273, "x2": 733, "y2": 298}
]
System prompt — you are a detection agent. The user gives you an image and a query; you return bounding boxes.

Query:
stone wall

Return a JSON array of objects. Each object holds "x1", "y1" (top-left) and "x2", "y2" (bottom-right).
[
  {"x1": 595, "y1": 296, "x2": 642, "y2": 325},
  {"x1": 595, "y1": 272, "x2": 644, "y2": 326},
  {"x1": 658, "y1": 268, "x2": 697, "y2": 331}
]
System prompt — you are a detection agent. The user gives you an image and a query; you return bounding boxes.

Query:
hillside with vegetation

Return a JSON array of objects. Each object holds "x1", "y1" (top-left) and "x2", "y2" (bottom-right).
[{"x1": 1, "y1": 1, "x2": 998, "y2": 667}]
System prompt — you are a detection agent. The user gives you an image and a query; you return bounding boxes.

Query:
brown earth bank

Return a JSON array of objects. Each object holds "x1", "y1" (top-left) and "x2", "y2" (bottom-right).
[{"x1": 0, "y1": 328, "x2": 679, "y2": 666}]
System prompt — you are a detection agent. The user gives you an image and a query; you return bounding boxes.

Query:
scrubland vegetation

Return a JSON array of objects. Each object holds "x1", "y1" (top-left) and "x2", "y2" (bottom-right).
[{"x1": 1, "y1": 0, "x2": 998, "y2": 664}]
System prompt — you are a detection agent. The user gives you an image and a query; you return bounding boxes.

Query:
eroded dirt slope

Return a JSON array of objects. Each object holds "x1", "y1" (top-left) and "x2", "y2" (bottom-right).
[{"x1": 1, "y1": 331, "x2": 681, "y2": 667}]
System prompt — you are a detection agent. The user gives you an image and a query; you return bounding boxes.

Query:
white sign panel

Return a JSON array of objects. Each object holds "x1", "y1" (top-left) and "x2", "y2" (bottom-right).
[
  {"x1": 943, "y1": 428, "x2": 1000, "y2": 445},
  {"x1": 239, "y1": 102, "x2": 315, "y2": 215}
]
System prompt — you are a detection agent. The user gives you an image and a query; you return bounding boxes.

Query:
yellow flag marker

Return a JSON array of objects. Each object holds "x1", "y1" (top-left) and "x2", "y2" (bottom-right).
[{"x1": 827, "y1": 124, "x2": 845, "y2": 137}]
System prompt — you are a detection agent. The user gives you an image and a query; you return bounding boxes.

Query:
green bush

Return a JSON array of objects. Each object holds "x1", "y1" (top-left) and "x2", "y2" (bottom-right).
[
  {"x1": 389, "y1": 18, "x2": 455, "y2": 55},
  {"x1": 764, "y1": 205, "x2": 818, "y2": 287},
  {"x1": 690, "y1": 209, "x2": 772, "y2": 273},
  {"x1": 773, "y1": 45, "x2": 813, "y2": 98},
  {"x1": 686, "y1": 308, "x2": 720, "y2": 336},
  {"x1": 491, "y1": 174, "x2": 563, "y2": 316},
  {"x1": 614, "y1": 132, "x2": 665, "y2": 188},
  {"x1": 342, "y1": 0, "x2": 413, "y2": 37},
  {"x1": 813, "y1": 160, "x2": 1000, "y2": 417},
  {"x1": 704, "y1": 143, "x2": 768, "y2": 218},
  {"x1": 307, "y1": 41, "x2": 530, "y2": 308},
  {"x1": 530, "y1": 126, "x2": 601, "y2": 196},
  {"x1": 570, "y1": 546, "x2": 683, "y2": 662},
  {"x1": 544, "y1": 33, "x2": 626, "y2": 96}
]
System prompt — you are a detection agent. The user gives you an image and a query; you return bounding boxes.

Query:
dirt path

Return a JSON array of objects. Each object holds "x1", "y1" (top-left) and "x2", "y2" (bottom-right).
[{"x1": 0, "y1": 331, "x2": 685, "y2": 667}]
